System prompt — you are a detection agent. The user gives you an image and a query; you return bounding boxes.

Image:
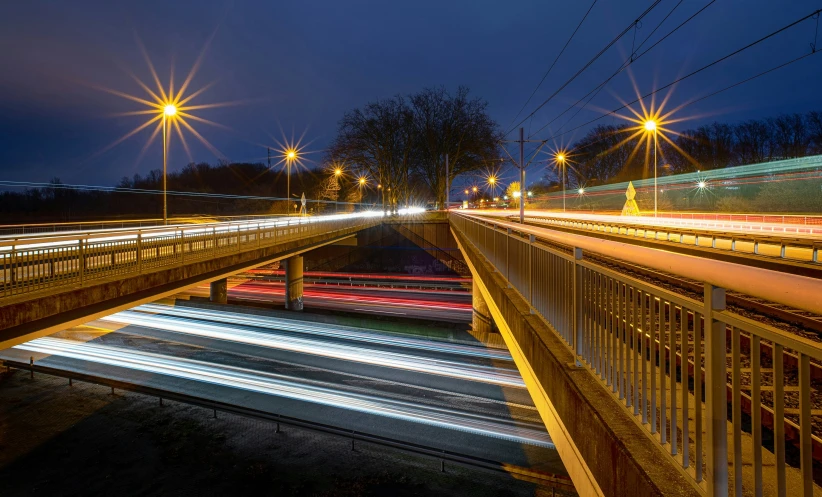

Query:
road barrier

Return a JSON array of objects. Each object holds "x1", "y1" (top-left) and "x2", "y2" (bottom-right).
[{"x1": 0, "y1": 214, "x2": 379, "y2": 300}]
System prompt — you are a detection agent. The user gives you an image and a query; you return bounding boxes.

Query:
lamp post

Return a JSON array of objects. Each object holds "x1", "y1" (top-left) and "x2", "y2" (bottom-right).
[
  {"x1": 644, "y1": 119, "x2": 658, "y2": 217},
  {"x1": 284, "y1": 149, "x2": 298, "y2": 215},
  {"x1": 556, "y1": 153, "x2": 566, "y2": 213},
  {"x1": 162, "y1": 104, "x2": 177, "y2": 225},
  {"x1": 333, "y1": 167, "x2": 342, "y2": 213}
]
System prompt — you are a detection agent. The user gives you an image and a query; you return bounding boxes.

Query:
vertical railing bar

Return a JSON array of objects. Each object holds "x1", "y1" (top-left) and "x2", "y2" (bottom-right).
[
  {"x1": 799, "y1": 352, "x2": 812, "y2": 497},
  {"x1": 681, "y1": 308, "x2": 689, "y2": 467},
  {"x1": 650, "y1": 294, "x2": 657, "y2": 434},
  {"x1": 633, "y1": 286, "x2": 640, "y2": 415},
  {"x1": 774, "y1": 343, "x2": 786, "y2": 497},
  {"x1": 660, "y1": 300, "x2": 668, "y2": 445},
  {"x1": 732, "y1": 326, "x2": 742, "y2": 497},
  {"x1": 695, "y1": 312, "x2": 703, "y2": 483},
  {"x1": 751, "y1": 335, "x2": 762, "y2": 497},
  {"x1": 670, "y1": 304, "x2": 678, "y2": 456},
  {"x1": 641, "y1": 291, "x2": 648, "y2": 425}
]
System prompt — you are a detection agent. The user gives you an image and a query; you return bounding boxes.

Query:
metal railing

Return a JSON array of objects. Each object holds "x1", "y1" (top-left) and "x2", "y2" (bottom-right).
[
  {"x1": 0, "y1": 214, "x2": 380, "y2": 300},
  {"x1": 451, "y1": 212, "x2": 822, "y2": 497},
  {"x1": 516, "y1": 214, "x2": 822, "y2": 264}
]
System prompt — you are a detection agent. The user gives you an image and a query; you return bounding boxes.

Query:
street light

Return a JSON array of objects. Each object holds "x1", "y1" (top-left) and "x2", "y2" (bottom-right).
[
  {"x1": 644, "y1": 119, "x2": 659, "y2": 217},
  {"x1": 161, "y1": 104, "x2": 177, "y2": 224},
  {"x1": 555, "y1": 153, "x2": 567, "y2": 212},
  {"x1": 282, "y1": 148, "x2": 300, "y2": 214}
]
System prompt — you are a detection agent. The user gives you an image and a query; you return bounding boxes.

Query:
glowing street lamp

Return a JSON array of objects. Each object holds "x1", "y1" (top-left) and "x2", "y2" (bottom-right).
[
  {"x1": 555, "y1": 153, "x2": 567, "y2": 212},
  {"x1": 472, "y1": 186, "x2": 478, "y2": 193},
  {"x1": 578, "y1": 188, "x2": 585, "y2": 195},
  {"x1": 644, "y1": 119, "x2": 660, "y2": 217},
  {"x1": 161, "y1": 103, "x2": 177, "y2": 224},
  {"x1": 282, "y1": 148, "x2": 301, "y2": 213}
]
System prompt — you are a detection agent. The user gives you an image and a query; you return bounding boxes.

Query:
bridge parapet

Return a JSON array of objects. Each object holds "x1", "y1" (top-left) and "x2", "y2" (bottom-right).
[
  {"x1": 0, "y1": 214, "x2": 379, "y2": 347},
  {"x1": 451, "y1": 212, "x2": 822, "y2": 497}
]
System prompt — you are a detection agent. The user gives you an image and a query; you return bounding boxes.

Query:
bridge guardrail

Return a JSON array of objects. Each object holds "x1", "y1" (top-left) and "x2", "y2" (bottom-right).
[
  {"x1": 0, "y1": 215, "x2": 379, "y2": 301},
  {"x1": 451, "y1": 212, "x2": 821, "y2": 497},
  {"x1": 514, "y1": 215, "x2": 822, "y2": 265}
]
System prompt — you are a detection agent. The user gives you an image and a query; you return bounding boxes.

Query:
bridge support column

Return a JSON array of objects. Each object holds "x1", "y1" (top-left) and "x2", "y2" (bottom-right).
[
  {"x1": 209, "y1": 278, "x2": 227, "y2": 304},
  {"x1": 284, "y1": 255, "x2": 304, "y2": 311},
  {"x1": 472, "y1": 279, "x2": 493, "y2": 333}
]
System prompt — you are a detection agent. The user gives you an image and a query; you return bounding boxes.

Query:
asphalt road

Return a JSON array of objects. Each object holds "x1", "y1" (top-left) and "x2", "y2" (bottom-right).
[{"x1": 1, "y1": 302, "x2": 563, "y2": 474}]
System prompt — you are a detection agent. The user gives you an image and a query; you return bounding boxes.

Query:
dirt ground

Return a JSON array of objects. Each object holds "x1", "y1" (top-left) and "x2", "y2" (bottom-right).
[{"x1": 0, "y1": 369, "x2": 572, "y2": 497}]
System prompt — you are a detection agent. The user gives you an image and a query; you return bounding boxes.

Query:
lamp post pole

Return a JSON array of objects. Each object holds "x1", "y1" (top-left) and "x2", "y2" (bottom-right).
[
  {"x1": 654, "y1": 129, "x2": 658, "y2": 217},
  {"x1": 163, "y1": 114, "x2": 168, "y2": 225}
]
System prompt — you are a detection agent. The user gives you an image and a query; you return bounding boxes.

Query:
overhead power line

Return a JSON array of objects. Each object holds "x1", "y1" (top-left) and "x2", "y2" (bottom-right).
[
  {"x1": 505, "y1": 0, "x2": 664, "y2": 136},
  {"x1": 506, "y1": 0, "x2": 598, "y2": 130},
  {"x1": 530, "y1": 0, "x2": 716, "y2": 140},
  {"x1": 537, "y1": 8, "x2": 822, "y2": 145}
]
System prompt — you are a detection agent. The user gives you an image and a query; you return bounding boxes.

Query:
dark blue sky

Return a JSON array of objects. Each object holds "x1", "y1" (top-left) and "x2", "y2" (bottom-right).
[{"x1": 1, "y1": 0, "x2": 821, "y2": 187}]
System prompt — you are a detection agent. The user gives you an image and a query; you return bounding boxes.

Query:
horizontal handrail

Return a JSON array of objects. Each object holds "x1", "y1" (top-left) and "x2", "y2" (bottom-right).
[
  {"x1": 0, "y1": 213, "x2": 382, "y2": 301},
  {"x1": 456, "y1": 213, "x2": 822, "y2": 316}
]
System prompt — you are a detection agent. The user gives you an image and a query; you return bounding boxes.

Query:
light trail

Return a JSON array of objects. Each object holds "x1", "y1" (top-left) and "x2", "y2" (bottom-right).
[
  {"x1": 99, "y1": 309, "x2": 523, "y2": 387},
  {"x1": 247, "y1": 269, "x2": 471, "y2": 284},
  {"x1": 476, "y1": 209, "x2": 822, "y2": 239},
  {"x1": 227, "y1": 281, "x2": 473, "y2": 313},
  {"x1": 126, "y1": 304, "x2": 508, "y2": 360},
  {"x1": 12, "y1": 337, "x2": 551, "y2": 448}
]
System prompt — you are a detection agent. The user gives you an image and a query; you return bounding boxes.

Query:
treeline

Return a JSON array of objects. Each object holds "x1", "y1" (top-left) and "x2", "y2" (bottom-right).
[
  {"x1": 564, "y1": 111, "x2": 822, "y2": 187},
  {"x1": 0, "y1": 162, "x2": 364, "y2": 223},
  {"x1": 329, "y1": 86, "x2": 500, "y2": 209}
]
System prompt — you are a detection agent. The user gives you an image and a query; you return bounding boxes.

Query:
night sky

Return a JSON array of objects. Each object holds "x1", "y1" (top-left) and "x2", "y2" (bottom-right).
[{"x1": 1, "y1": 0, "x2": 821, "y2": 187}]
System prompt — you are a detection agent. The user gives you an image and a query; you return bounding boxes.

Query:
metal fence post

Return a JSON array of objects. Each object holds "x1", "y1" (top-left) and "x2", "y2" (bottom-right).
[
  {"x1": 506, "y1": 228, "x2": 511, "y2": 286},
  {"x1": 704, "y1": 283, "x2": 728, "y2": 497},
  {"x1": 528, "y1": 235, "x2": 535, "y2": 311},
  {"x1": 573, "y1": 247, "x2": 583, "y2": 364},
  {"x1": 136, "y1": 233, "x2": 142, "y2": 272},
  {"x1": 79, "y1": 239, "x2": 85, "y2": 285}
]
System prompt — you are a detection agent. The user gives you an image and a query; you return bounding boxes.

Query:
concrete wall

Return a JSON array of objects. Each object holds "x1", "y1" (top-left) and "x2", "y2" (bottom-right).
[{"x1": 451, "y1": 224, "x2": 700, "y2": 497}]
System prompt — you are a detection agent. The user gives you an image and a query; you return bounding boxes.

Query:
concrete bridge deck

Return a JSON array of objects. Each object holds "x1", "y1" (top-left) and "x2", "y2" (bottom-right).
[{"x1": 0, "y1": 214, "x2": 381, "y2": 348}]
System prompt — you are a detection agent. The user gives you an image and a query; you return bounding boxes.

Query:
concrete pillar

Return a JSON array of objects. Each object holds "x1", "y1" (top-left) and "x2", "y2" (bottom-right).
[
  {"x1": 209, "y1": 278, "x2": 227, "y2": 304},
  {"x1": 284, "y1": 255, "x2": 304, "y2": 311},
  {"x1": 472, "y1": 279, "x2": 493, "y2": 333}
]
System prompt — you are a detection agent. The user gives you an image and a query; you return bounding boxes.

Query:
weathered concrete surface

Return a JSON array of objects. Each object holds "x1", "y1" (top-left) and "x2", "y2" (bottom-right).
[
  {"x1": 0, "y1": 224, "x2": 371, "y2": 349},
  {"x1": 472, "y1": 279, "x2": 493, "y2": 334},
  {"x1": 284, "y1": 255, "x2": 304, "y2": 311},
  {"x1": 451, "y1": 224, "x2": 700, "y2": 497},
  {"x1": 209, "y1": 278, "x2": 228, "y2": 304}
]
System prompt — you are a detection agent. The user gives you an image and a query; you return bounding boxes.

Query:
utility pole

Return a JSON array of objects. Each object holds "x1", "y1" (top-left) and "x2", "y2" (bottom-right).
[
  {"x1": 519, "y1": 128, "x2": 525, "y2": 224},
  {"x1": 499, "y1": 129, "x2": 547, "y2": 223},
  {"x1": 445, "y1": 154, "x2": 449, "y2": 211}
]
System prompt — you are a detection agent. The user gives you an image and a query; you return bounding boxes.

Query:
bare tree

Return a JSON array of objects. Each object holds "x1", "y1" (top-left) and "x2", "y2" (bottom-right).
[
  {"x1": 733, "y1": 119, "x2": 773, "y2": 165},
  {"x1": 409, "y1": 87, "x2": 500, "y2": 207},
  {"x1": 328, "y1": 97, "x2": 414, "y2": 212},
  {"x1": 770, "y1": 114, "x2": 810, "y2": 159},
  {"x1": 807, "y1": 111, "x2": 822, "y2": 154}
]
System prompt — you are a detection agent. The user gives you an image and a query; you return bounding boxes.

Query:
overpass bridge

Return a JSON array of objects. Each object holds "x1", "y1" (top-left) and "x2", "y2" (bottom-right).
[
  {"x1": 452, "y1": 211, "x2": 822, "y2": 497},
  {"x1": 0, "y1": 214, "x2": 381, "y2": 348}
]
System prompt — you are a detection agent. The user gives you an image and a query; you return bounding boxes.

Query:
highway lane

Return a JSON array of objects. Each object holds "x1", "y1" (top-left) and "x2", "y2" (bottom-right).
[
  {"x1": 185, "y1": 279, "x2": 473, "y2": 322},
  {"x1": 0, "y1": 304, "x2": 559, "y2": 471}
]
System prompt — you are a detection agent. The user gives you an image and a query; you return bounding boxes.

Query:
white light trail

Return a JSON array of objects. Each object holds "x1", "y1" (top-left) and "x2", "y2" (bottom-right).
[
  {"x1": 99, "y1": 309, "x2": 524, "y2": 387},
  {"x1": 129, "y1": 304, "x2": 509, "y2": 360},
  {"x1": 13, "y1": 337, "x2": 552, "y2": 448}
]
